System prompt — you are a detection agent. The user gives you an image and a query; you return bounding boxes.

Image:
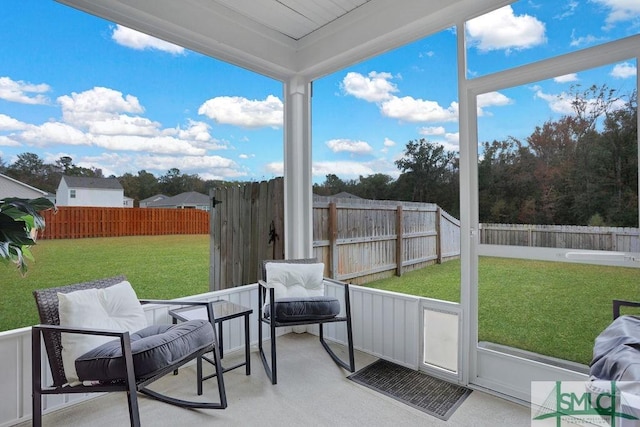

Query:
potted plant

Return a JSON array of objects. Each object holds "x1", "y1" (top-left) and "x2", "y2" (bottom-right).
[{"x1": 0, "y1": 197, "x2": 55, "y2": 274}]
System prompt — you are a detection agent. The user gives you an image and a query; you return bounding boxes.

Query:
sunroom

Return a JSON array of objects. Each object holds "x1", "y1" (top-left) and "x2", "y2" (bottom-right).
[{"x1": 1, "y1": 0, "x2": 639, "y2": 425}]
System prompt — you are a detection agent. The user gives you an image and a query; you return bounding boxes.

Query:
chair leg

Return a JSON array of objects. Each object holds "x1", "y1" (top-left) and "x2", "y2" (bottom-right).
[
  {"x1": 119, "y1": 333, "x2": 142, "y2": 427},
  {"x1": 258, "y1": 319, "x2": 278, "y2": 384},
  {"x1": 258, "y1": 286, "x2": 278, "y2": 384},
  {"x1": 319, "y1": 323, "x2": 355, "y2": 372},
  {"x1": 270, "y1": 319, "x2": 277, "y2": 384}
]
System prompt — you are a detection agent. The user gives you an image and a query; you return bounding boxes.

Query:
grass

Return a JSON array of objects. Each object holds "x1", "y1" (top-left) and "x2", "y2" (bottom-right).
[
  {"x1": 3, "y1": 235, "x2": 638, "y2": 366},
  {"x1": 365, "y1": 257, "x2": 640, "y2": 365},
  {"x1": 0, "y1": 235, "x2": 210, "y2": 332}
]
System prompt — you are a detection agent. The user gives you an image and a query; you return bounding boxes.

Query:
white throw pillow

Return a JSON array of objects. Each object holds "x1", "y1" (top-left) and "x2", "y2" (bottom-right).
[
  {"x1": 58, "y1": 281, "x2": 148, "y2": 386},
  {"x1": 265, "y1": 262, "x2": 325, "y2": 301}
]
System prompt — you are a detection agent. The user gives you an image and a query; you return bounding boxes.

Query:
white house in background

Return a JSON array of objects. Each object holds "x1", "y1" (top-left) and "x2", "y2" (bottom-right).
[
  {"x1": 144, "y1": 191, "x2": 210, "y2": 211},
  {"x1": 139, "y1": 194, "x2": 168, "y2": 208},
  {"x1": 56, "y1": 175, "x2": 124, "y2": 207},
  {"x1": 0, "y1": 173, "x2": 51, "y2": 201},
  {"x1": 123, "y1": 196, "x2": 135, "y2": 208}
]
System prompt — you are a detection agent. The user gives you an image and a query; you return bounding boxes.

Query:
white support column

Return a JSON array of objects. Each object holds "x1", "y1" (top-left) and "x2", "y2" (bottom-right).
[{"x1": 283, "y1": 75, "x2": 313, "y2": 259}]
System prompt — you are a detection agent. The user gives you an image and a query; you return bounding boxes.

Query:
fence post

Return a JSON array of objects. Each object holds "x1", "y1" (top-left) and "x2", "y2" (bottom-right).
[
  {"x1": 328, "y1": 202, "x2": 338, "y2": 279},
  {"x1": 396, "y1": 205, "x2": 403, "y2": 276},
  {"x1": 436, "y1": 206, "x2": 442, "y2": 264}
]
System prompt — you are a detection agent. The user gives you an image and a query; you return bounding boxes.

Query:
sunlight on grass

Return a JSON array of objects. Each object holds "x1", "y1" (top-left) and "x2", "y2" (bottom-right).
[
  {"x1": 366, "y1": 257, "x2": 640, "y2": 365},
  {"x1": 0, "y1": 235, "x2": 210, "y2": 331}
]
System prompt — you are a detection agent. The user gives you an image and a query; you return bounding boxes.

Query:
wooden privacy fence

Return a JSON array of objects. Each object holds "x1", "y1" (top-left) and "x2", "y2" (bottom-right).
[
  {"x1": 209, "y1": 178, "x2": 284, "y2": 291},
  {"x1": 480, "y1": 223, "x2": 640, "y2": 252},
  {"x1": 209, "y1": 176, "x2": 461, "y2": 290},
  {"x1": 313, "y1": 197, "x2": 461, "y2": 284},
  {"x1": 40, "y1": 207, "x2": 209, "y2": 239}
]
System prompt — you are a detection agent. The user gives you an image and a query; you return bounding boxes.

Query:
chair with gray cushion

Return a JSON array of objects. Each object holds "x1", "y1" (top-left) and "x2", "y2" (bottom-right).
[
  {"x1": 258, "y1": 259, "x2": 355, "y2": 384},
  {"x1": 32, "y1": 276, "x2": 227, "y2": 427}
]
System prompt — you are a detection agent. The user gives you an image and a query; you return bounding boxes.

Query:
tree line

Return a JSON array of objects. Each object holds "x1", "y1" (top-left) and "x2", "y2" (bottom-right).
[
  {"x1": 0, "y1": 154, "x2": 243, "y2": 205},
  {"x1": 314, "y1": 85, "x2": 638, "y2": 227},
  {"x1": 2, "y1": 85, "x2": 636, "y2": 226}
]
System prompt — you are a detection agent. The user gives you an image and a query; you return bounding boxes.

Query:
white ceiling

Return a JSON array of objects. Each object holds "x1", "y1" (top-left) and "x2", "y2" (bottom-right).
[{"x1": 56, "y1": 0, "x2": 512, "y2": 81}]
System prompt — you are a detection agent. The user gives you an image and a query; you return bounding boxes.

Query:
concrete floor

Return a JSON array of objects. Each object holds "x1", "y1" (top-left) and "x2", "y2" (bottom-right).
[{"x1": 23, "y1": 333, "x2": 531, "y2": 426}]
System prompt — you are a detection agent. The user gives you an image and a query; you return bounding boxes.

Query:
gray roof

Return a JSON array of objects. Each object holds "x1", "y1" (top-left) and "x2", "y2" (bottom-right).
[
  {"x1": 146, "y1": 191, "x2": 209, "y2": 208},
  {"x1": 61, "y1": 175, "x2": 123, "y2": 190},
  {"x1": 0, "y1": 173, "x2": 48, "y2": 199},
  {"x1": 140, "y1": 194, "x2": 168, "y2": 204}
]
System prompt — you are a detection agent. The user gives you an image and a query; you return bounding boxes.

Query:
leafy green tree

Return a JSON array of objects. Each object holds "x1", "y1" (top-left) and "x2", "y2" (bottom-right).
[
  {"x1": 356, "y1": 174, "x2": 394, "y2": 200},
  {"x1": 395, "y1": 138, "x2": 456, "y2": 205}
]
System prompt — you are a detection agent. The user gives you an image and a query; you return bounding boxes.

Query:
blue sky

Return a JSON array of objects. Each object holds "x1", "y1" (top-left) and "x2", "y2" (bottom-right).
[{"x1": 0, "y1": 1, "x2": 638, "y2": 184}]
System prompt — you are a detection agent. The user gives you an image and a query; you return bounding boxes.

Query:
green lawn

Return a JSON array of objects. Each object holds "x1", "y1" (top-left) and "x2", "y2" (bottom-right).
[
  {"x1": 365, "y1": 257, "x2": 640, "y2": 365},
  {"x1": 1, "y1": 235, "x2": 210, "y2": 332},
  {"x1": 3, "y1": 235, "x2": 638, "y2": 366}
]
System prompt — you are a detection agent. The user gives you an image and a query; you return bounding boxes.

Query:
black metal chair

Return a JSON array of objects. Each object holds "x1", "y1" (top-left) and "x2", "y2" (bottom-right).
[
  {"x1": 257, "y1": 259, "x2": 355, "y2": 384},
  {"x1": 32, "y1": 276, "x2": 227, "y2": 427},
  {"x1": 612, "y1": 299, "x2": 640, "y2": 319}
]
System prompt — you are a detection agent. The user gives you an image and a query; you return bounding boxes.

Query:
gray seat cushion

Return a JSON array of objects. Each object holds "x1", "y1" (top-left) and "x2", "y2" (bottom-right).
[
  {"x1": 590, "y1": 315, "x2": 640, "y2": 382},
  {"x1": 75, "y1": 319, "x2": 214, "y2": 382},
  {"x1": 265, "y1": 296, "x2": 340, "y2": 322}
]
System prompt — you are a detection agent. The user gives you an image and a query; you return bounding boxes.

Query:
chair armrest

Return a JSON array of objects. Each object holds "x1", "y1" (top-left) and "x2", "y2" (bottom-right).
[
  {"x1": 323, "y1": 277, "x2": 350, "y2": 288},
  {"x1": 33, "y1": 323, "x2": 130, "y2": 338},
  {"x1": 613, "y1": 299, "x2": 640, "y2": 319},
  {"x1": 32, "y1": 324, "x2": 136, "y2": 388},
  {"x1": 258, "y1": 279, "x2": 275, "y2": 288}
]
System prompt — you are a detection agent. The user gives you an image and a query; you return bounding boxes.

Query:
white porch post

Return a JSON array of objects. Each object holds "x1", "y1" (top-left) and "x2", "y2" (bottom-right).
[{"x1": 283, "y1": 75, "x2": 313, "y2": 259}]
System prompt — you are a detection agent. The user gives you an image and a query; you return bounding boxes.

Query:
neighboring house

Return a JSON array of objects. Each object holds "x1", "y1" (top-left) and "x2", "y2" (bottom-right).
[
  {"x1": 123, "y1": 196, "x2": 135, "y2": 208},
  {"x1": 0, "y1": 173, "x2": 51, "y2": 201},
  {"x1": 56, "y1": 175, "x2": 124, "y2": 207},
  {"x1": 144, "y1": 191, "x2": 210, "y2": 211},
  {"x1": 139, "y1": 194, "x2": 168, "y2": 208}
]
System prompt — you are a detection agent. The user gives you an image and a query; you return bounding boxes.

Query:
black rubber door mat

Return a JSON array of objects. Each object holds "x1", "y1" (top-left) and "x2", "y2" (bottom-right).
[{"x1": 348, "y1": 359, "x2": 472, "y2": 421}]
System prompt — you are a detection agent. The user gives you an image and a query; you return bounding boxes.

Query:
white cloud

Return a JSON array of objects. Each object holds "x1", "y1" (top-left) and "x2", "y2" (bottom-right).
[
  {"x1": 554, "y1": 1, "x2": 579, "y2": 19},
  {"x1": 611, "y1": 62, "x2": 637, "y2": 79},
  {"x1": 198, "y1": 95, "x2": 283, "y2": 129},
  {"x1": 19, "y1": 122, "x2": 90, "y2": 147},
  {"x1": 534, "y1": 88, "x2": 627, "y2": 116},
  {"x1": 590, "y1": 0, "x2": 640, "y2": 30},
  {"x1": 343, "y1": 72, "x2": 513, "y2": 125},
  {"x1": 0, "y1": 85, "x2": 231, "y2": 158},
  {"x1": 477, "y1": 91, "x2": 512, "y2": 108},
  {"x1": 264, "y1": 159, "x2": 399, "y2": 179},
  {"x1": 91, "y1": 134, "x2": 206, "y2": 155},
  {"x1": 0, "y1": 77, "x2": 50, "y2": 105},
  {"x1": 111, "y1": 25, "x2": 185, "y2": 54},
  {"x1": 341, "y1": 71, "x2": 398, "y2": 102},
  {"x1": 419, "y1": 126, "x2": 446, "y2": 136},
  {"x1": 380, "y1": 137, "x2": 396, "y2": 153},
  {"x1": 85, "y1": 115, "x2": 162, "y2": 136},
  {"x1": 476, "y1": 91, "x2": 513, "y2": 117},
  {"x1": 0, "y1": 113, "x2": 29, "y2": 131},
  {"x1": 58, "y1": 87, "x2": 145, "y2": 129},
  {"x1": 381, "y1": 96, "x2": 458, "y2": 123},
  {"x1": 0, "y1": 135, "x2": 21, "y2": 147},
  {"x1": 554, "y1": 73, "x2": 579, "y2": 83},
  {"x1": 416, "y1": 129, "x2": 460, "y2": 152},
  {"x1": 72, "y1": 152, "x2": 246, "y2": 180},
  {"x1": 569, "y1": 30, "x2": 605, "y2": 47},
  {"x1": 326, "y1": 139, "x2": 373, "y2": 155},
  {"x1": 444, "y1": 132, "x2": 460, "y2": 147},
  {"x1": 466, "y1": 5, "x2": 546, "y2": 52}
]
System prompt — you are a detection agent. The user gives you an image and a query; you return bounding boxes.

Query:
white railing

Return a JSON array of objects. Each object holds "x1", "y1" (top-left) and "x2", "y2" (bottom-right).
[{"x1": 0, "y1": 283, "x2": 429, "y2": 426}]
